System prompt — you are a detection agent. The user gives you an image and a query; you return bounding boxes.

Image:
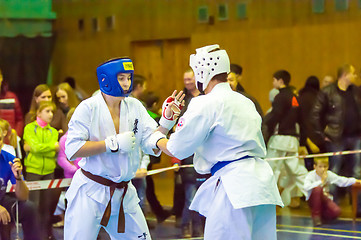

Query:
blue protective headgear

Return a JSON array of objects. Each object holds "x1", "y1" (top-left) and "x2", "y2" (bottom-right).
[{"x1": 96, "y1": 58, "x2": 134, "y2": 97}]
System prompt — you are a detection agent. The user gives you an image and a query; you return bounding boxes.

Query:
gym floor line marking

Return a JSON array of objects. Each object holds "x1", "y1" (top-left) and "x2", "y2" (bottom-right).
[
  {"x1": 277, "y1": 224, "x2": 361, "y2": 234},
  {"x1": 277, "y1": 229, "x2": 361, "y2": 239},
  {"x1": 277, "y1": 213, "x2": 361, "y2": 222}
]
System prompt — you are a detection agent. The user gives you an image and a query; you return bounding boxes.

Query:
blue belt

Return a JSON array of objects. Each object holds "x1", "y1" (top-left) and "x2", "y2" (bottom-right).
[{"x1": 210, "y1": 156, "x2": 250, "y2": 176}]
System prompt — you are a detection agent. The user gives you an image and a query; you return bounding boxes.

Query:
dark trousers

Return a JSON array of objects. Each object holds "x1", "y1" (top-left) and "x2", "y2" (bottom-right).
[
  {"x1": 26, "y1": 172, "x2": 61, "y2": 238},
  {"x1": 326, "y1": 136, "x2": 361, "y2": 178},
  {"x1": 0, "y1": 194, "x2": 41, "y2": 240},
  {"x1": 172, "y1": 171, "x2": 185, "y2": 219},
  {"x1": 308, "y1": 186, "x2": 341, "y2": 220}
]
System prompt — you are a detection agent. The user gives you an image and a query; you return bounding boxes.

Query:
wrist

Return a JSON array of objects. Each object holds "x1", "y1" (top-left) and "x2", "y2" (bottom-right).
[{"x1": 16, "y1": 175, "x2": 23, "y2": 181}]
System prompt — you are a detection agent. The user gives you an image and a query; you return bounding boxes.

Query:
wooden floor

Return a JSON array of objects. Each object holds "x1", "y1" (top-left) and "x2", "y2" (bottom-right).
[{"x1": 9, "y1": 173, "x2": 361, "y2": 239}]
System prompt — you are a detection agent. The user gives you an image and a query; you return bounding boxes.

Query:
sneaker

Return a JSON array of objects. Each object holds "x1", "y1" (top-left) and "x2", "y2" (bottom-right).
[
  {"x1": 313, "y1": 216, "x2": 322, "y2": 226},
  {"x1": 53, "y1": 220, "x2": 64, "y2": 228},
  {"x1": 157, "y1": 210, "x2": 172, "y2": 223},
  {"x1": 175, "y1": 216, "x2": 182, "y2": 228},
  {"x1": 289, "y1": 197, "x2": 301, "y2": 208}
]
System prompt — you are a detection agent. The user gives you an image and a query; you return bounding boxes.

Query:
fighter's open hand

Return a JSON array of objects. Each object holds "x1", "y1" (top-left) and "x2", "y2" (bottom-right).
[
  {"x1": 159, "y1": 90, "x2": 185, "y2": 130},
  {"x1": 0, "y1": 205, "x2": 10, "y2": 225},
  {"x1": 9, "y1": 158, "x2": 22, "y2": 180}
]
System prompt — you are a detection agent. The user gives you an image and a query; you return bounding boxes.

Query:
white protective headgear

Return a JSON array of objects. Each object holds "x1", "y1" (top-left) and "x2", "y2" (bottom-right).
[{"x1": 189, "y1": 44, "x2": 230, "y2": 92}]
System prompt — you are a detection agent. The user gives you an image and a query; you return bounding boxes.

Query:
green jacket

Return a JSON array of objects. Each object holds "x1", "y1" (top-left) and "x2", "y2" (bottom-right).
[{"x1": 23, "y1": 121, "x2": 59, "y2": 175}]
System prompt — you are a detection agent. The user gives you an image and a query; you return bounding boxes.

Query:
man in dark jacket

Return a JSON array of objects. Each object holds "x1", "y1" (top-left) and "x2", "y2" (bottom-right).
[
  {"x1": 310, "y1": 64, "x2": 361, "y2": 179},
  {"x1": 175, "y1": 69, "x2": 208, "y2": 238},
  {"x1": 264, "y1": 70, "x2": 308, "y2": 207},
  {"x1": 227, "y1": 64, "x2": 264, "y2": 118}
]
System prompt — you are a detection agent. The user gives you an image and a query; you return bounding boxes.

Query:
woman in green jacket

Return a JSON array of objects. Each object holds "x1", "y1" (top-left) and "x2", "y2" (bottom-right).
[{"x1": 23, "y1": 100, "x2": 59, "y2": 239}]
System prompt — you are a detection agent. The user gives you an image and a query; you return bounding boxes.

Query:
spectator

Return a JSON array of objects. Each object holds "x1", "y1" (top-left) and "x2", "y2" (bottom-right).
[
  {"x1": 321, "y1": 75, "x2": 334, "y2": 89},
  {"x1": 143, "y1": 91, "x2": 172, "y2": 224},
  {"x1": 63, "y1": 76, "x2": 89, "y2": 101},
  {"x1": 298, "y1": 76, "x2": 320, "y2": 170},
  {"x1": 0, "y1": 119, "x2": 16, "y2": 156},
  {"x1": 57, "y1": 108, "x2": 80, "y2": 179},
  {"x1": 311, "y1": 64, "x2": 361, "y2": 174},
  {"x1": 54, "y1": 82, "x2": 80, "y2": 116},
  {"x1": 304, "y1": 156, "x2": 361, "y2": 226},
  {"x1": 25, "y1": 84, "x2": 67, "y2": 134},
  {"x1": 0, "y1": 128, "x2": 41, "y2": 240},
  {"x1": 130, "y1": 75, "x2": 150, "y2": 215},
  {"x1": 23, "y1": 101, "x2": 59, "y2": 239},
  {"x1": 310, "y1": 64, "x2": 361, "y2": 202},
  {"x1": 264, "y1": 70, "x2": 308, "y2": 207},
  {"x1": 265, "y1": 88, "x2": 279, "y2": 114},
  {"x1": 177, "y1": 69, "x2": 207, "y2": 238},
  {"x1": 227, "y1": 64, "x2": 264, "y2": 117},
  {"x1": 0, "y1": 69, "x2": 24, "y2": 137}
]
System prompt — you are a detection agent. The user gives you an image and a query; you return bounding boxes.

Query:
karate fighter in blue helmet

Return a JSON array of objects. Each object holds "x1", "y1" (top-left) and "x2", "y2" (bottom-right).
[
  {"x1": 156, "y1": 45, "x2": 284, "y2": 240},
  {"x1": 64, "y1": 57, "x2": 184, "y2": 239}
]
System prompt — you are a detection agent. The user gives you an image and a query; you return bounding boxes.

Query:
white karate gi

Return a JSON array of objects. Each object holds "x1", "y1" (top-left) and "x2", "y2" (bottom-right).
[
  {"x1": 167, "y1": 83, "x2": 283, "y2": 240},
  {"x1": 64, "y1": 93, "x2": 160, "y2": 240},
  {"x1": 266, "y1": 135, "x2": 308, "y2": 206}
]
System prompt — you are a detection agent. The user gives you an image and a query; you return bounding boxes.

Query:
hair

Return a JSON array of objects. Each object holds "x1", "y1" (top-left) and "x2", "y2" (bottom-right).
[
  {"x1": 273, "y1": 70, "x2": 291, "y2": 86},
  {"x1": 314, "y1": 157, "x2": 329, "y2": 166},
  {"x1": 212, "y1": 73, "x2": 228, "y2": 82},
  {"x1": 133, "y1": 74, "x2": 146, "y2": 89},
  {"x1": 37, "y1": 101, "x2": 56, "y2": 114},
  {"x1": 0, "y1": 119, "x2": 10, "y2": 136},
  {"x1": 64, "y1": 77, "x2": 76, "y2": 89},
  {"x1": 337, "y1": 64, "x2": 353, "y2": 80},
  {"x1": 184, "y1": 68, "x2": 194, "y2": 74},
  {"x1": 230, "y1": 64, "x2": 243, "y2": 75},
  {"x1": 299, "y1": 76, "x2": 320, "y2": 95},
  {"x1": 143, "y1": 91, "x2": 159, "y2": 109},
  {"x1": 66, "y1": 108, "x2": 76, "y2": 125},
  {"x1": 55, "y1": 82, "x2": 80, "y2": 109},
  {"x1": 28, "y1": 84, "x2": 51, "y2": 114}
]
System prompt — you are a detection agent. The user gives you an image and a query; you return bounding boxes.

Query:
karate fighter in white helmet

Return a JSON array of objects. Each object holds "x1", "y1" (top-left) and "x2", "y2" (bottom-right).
[
  {"x1": 157, "y1": 45, "x2": 284, "y2": 240},
  {"x1": 64, "y1": 58, "x2": 184, "y2": 239}
]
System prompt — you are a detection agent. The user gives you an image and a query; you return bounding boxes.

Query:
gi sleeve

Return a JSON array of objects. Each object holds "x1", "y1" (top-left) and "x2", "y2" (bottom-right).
[
  {"x1": 303, "y1": 171, "x2": 322, "y2": 192},
  {"x1": 167, "y1": 98, "x2": 212, "y2": 160},
  {"x1": 136, "y1": 102, "x2": 160, "y2": 156},
  {"x1": 328, "y1": 171, "x2": 356, "y2": 187},
  {"x1": 65, "y1": 102, "x2": 91, "y2": 160}
]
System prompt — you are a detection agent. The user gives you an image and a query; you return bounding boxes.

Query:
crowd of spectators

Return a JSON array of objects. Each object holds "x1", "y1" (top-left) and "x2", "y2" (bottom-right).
[{"x1": 1, "y1": 62, "x2": 361, "y2": 239}]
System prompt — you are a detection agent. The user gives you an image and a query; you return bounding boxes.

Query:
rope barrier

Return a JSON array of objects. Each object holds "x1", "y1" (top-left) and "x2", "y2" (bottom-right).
[{"x1": 6, "y1": 149, "x2": 361, "y2": 192}]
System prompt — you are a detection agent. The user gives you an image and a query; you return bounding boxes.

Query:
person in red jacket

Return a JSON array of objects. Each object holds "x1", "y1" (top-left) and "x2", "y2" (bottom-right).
[{"x1": 0, "y1": 69, "x2": 24, "y2": 137}]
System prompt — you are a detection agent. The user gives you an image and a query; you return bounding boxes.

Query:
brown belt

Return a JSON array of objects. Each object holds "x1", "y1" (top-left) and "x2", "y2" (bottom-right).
[{"x1": 81, "y1": 169, "x2": 129, "y2": 233}]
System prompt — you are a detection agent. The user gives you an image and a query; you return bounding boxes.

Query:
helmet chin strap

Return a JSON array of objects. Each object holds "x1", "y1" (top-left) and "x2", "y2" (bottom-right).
[{"x1": 197, "y1": 82, "x2": 204, "y2": 93}]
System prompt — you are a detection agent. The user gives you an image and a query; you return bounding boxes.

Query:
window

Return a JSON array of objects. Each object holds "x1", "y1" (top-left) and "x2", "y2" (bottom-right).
[
  {"x1": 92, "y1": 17, "x2": 99, "y2": 32},
  {"x1": 106, "y1": 15, "x2": 115, "y2": 30},
  {"x1": 78, "y1": 19, "x2": 84, "y2": 31}
]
